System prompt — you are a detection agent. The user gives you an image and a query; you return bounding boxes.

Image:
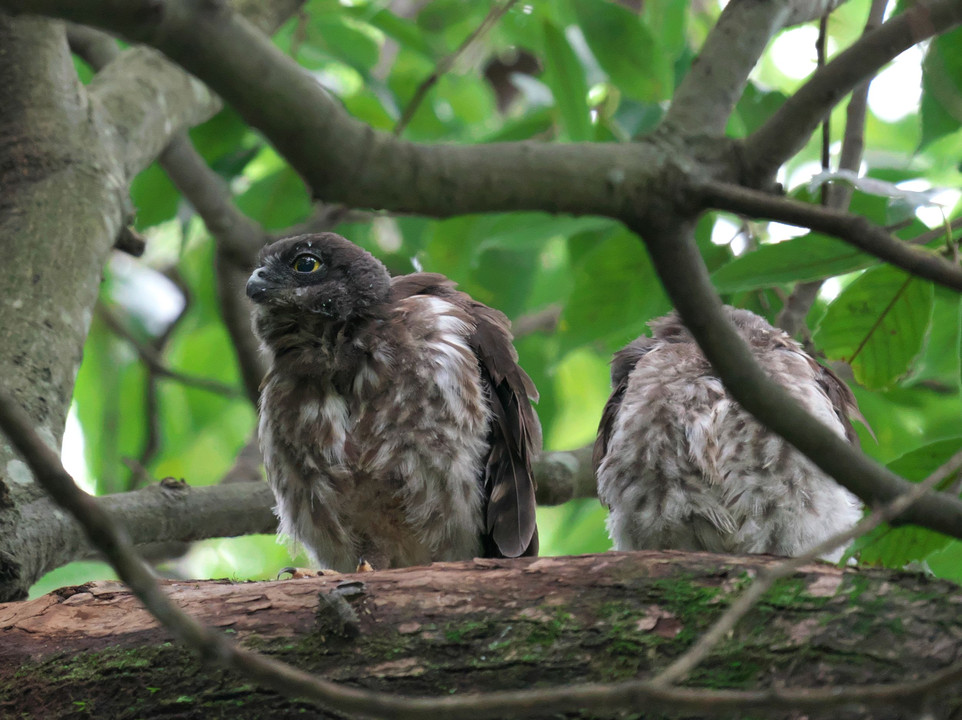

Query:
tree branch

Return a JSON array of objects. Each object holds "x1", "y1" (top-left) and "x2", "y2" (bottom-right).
[
  {"x1": 633, "y1": 214, "x2": 962, "y2": 544},
  {"x1": 652, "y1": 447, "x2": 962, "y2": 688},
  {"x1": 98, "y1": 304, "x2": 244, "y2": 399},
  {"x1": 5, "y1": 381, "x2": 962, "y2": 720},
  {"x1": 665, "y1": 0, "x2": 808, "y2": 137},
  {"x1": 1, "y1": 0, "x2": 671, "y2": 218},
  {"x1": 745, "y1": 0, "x2": 962, "y2": 182},
  {"x1": 700, "y1": 180, "x2": 962, "y2": 291}
]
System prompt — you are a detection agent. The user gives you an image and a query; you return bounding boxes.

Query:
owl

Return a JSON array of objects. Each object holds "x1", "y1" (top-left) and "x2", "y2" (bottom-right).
[
  {"x1": 594, "y1": 307, "x2": 864, "y2": 561},
  {"x1": 246, "y1": 233, "x2": 540, "y2": 572}
]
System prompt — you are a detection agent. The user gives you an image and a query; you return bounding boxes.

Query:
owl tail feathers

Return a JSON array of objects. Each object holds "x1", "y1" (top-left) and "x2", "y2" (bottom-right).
[{"x1": 485, "y1": 445, "x2": 539, "y2": 558}]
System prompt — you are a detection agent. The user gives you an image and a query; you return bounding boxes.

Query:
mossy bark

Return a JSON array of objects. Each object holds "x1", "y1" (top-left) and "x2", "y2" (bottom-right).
[{"x1": 2, "y1": 552, "x2": 960, "y2": 719}]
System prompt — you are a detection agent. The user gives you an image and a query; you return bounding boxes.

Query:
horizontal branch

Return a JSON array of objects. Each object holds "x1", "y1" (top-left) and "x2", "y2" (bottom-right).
[
  {"x1": 702, "y1": 180, "x2": 962, "y2": 291},
  {"x1": 633, "y1": 215, "x2": 962, "y2": 544},
  {"x1": 745, "y1": 0, "x2": 962, "y2": 180},
  {"x1": 2, "y1": 0, "x2": 669, "y2": 219},
  {"x1": 75, "y1": 0, "x2": 303, "y2": 182},
  {"x1": 5, "y1": 381, "x2": 962, "y2": 717}
]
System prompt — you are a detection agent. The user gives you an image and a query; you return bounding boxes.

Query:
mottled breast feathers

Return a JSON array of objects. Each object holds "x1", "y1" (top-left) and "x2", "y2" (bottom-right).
[
  {"x1": 248, "y1": 233, "x2": 539, "y2": 571},
  {"x1": 594, "y1": 306, "x2": 865, "y2": 560}
]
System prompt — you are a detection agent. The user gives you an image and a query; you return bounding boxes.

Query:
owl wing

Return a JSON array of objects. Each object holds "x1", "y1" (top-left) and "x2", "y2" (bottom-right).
[
  {"x1": 391, "y1": 273, "x2": 541, "y2": 558},
  {"x1": 593, "y1": 337, "x2": 658, "y2": 476}
]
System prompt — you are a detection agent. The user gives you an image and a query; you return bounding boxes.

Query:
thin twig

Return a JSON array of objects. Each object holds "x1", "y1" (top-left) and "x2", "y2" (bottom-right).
[
  {"x1": 777, "y1": 0, "x2": 889, "y2": 336},
  {"x1": 394, "y1": 0, "x2": 518, "y2": 137},
  {"x1": 652, "y1": 447, "x2": 962, "y2": 688},
  {"x1": 701, "y1": 180, "x2": 962, "y2": 292},
  {"x1": 746, "y1": 0, "x2": 962, "y2": 182},
  {"x1": 817, "y1": 13, "x2": 830, "y2": 207},
  {"x1": 97, "y1": 304, "x2": 244, "y2": 400}
]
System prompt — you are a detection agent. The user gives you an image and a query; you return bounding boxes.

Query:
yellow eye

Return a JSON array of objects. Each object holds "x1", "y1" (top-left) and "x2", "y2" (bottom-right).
[{"x1": 292, "y1": 254, "x2": 321, "y2": 273}]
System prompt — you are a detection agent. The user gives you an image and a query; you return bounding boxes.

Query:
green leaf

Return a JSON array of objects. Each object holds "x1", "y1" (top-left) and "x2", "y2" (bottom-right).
[
  {"x1": 571, "y1": 0, "x2": 673, "y2": 102},
  {"x1": 904, "y1": 287, "x2": 962, "y2": 392},
  {"x1": 921, "y1": 25, "x2": 962, "y2": 148},
  {"x1": 308, "y1": 16, "x2": 381, "y2": 75},
  {"x1": 560, "y1": 228, "x2": 671, "y2": 353},
  {"x1": 235, "y1": 167, "x2": 312, "y2": 230},
  {"x1": 130, "y1": 162, "x2": 180, "y2": 229},
  {"x1": 541, "y1": 20, "x2": 591, "y2": 141},
  {"x1": 538, "y1": 499, "x2": 612, "y2": 556},
  {"x1": 814, "y1": 265, "x2": 934, "y2": 389},
  {"x1": 853, "y1": 438, "x2": 962, "y2": 568},
  {"x1": 711, "y1": 234, "x2": 877, "y2": 292},
  {"x1": 475, "y1": 214, "x2": 615, "y2": 253}
]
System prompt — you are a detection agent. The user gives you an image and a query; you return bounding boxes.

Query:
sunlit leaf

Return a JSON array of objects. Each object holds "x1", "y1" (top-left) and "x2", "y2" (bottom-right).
[
  {"x1": 815, "y1": 265, "x2": 934, "y2": 389},
  {"x1": 853, "y1": 438, "x2": 962, "y2": 567},
  {"x1": 571, "y1": 0, "x2": 673, "y2": 102},
  {"x1": 541, "y1": 19, "x2": 591, "y2": 141},
  {"x1": 921, "y1": 25, "x2": 962, "y2": 148},
  {"x1": 711, "y1": 234, "x2": 877, "y2": 292}
]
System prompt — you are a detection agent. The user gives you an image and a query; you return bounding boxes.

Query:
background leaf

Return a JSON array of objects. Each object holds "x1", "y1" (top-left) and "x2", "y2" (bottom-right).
[{"x1": 814, "y1": 265, "x2": 934, "y2": 389}]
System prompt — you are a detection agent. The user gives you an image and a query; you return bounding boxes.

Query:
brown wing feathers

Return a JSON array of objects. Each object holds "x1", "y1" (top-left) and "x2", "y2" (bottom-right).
[{"x1": 392, "y1": 274, "x2": 541, "y2": 558}]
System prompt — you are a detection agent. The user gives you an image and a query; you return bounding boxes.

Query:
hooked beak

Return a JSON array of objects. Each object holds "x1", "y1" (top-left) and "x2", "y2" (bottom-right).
[{"x1": 246, "y1": 267, "x2": 271, "y2": 303}]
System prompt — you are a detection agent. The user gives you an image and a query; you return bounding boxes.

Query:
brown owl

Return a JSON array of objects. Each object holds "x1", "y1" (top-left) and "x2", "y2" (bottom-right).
[
  {"x1": 594, "y1": 307, "x2": 865, "y2": 561},
  {"x1": 247, "y1": 233, "x2": 540, "y2": 571}
]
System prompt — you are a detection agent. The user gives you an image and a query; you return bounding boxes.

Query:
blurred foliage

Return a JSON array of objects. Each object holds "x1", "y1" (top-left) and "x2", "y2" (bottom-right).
[{"x1": 43, "y1": 0, "x2": 962, "y2": 592}]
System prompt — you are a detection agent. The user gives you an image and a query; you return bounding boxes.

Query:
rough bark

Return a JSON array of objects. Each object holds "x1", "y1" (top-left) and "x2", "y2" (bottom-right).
[
  {"x1": 0, "y1": 0, "x2": 301, "y2": 603},
  {"x1": 2, "y1": 552, "x2": 961, "y2": 719}
]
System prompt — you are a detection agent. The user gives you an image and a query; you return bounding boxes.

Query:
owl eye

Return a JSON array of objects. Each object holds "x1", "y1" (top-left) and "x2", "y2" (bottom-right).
[{"x1": 292, "y1": 254, "x2": 321, "y2": 274}]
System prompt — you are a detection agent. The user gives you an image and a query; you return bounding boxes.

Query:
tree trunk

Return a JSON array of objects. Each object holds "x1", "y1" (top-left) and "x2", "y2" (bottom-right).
[{"x1": 2, "y1": 551, "x2": 960, "y2": 719}]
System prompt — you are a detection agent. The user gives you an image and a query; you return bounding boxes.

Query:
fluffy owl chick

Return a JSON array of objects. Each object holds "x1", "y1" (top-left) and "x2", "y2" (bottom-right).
[
  {"x1": 594, "y1": 307, "x2": 865, "y2": 561},
  {"x1": 247, "y1": 233, "x2": 540, "y2": 572}
]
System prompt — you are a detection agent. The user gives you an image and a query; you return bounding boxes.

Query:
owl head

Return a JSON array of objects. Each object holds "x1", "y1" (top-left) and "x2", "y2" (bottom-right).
[{"x1": 247, "y1": 233, "x2": 392, "y2": 321}]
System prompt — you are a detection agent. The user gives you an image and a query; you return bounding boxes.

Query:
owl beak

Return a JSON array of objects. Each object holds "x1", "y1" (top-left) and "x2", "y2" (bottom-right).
[{"x1": 246, "y1": 268, "x2": 271, "y2": 303}]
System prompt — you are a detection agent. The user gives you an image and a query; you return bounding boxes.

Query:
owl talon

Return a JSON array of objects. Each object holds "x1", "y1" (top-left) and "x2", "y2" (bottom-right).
[
  {"x1": 277, "y1": 566, "x2": 340, "y2": 579},
  {"x1": 355, "y1": 558, "x2": 374, "y2": 573}
]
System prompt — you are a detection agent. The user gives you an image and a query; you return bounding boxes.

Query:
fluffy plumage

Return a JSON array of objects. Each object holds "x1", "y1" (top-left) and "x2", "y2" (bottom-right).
[
  {"x1": 247, "y1": 233, "x2": 540, "y2": 571},
  {"x1": 594, "y1": 307, "x2": 865, "y2": 561}
]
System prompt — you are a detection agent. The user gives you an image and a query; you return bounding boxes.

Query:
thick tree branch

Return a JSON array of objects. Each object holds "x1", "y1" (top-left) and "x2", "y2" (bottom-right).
[
  {"x1": 0, "y1": 0, "x2": 675, "y2": 218},
  {"x1": 745, "y1": 0, "x2": 962, "y2": 181},
  {"x1": 633, "y1": 214, "x2": 962, "y2": 542},
  {"x1": 653, "y1": 447, "x2": 962, "y2": 688},
  {"x1": 701, "y1": 180, "x2": 962, "y2": 291},
  {"x1": 5, "y1": 382, "x2": 962, "y2": 720}
]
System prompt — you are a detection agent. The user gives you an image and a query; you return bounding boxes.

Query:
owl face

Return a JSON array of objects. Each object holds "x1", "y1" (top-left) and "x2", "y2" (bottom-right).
[{"x1": 246, "y1": 233, "x2": 391, "y2": 323}]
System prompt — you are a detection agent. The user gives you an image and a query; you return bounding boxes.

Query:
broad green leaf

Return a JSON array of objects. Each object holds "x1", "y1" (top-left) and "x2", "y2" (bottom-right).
[
  {"x1": 308, "y1": 16, "x2": 381, "y2": 75},
  {"x1": 73, "y1": 316, "x2": 148, "y2": 495},
  {"x1": 131, "y1": 162, "x2": 180, "y2": 229},
  {"x1": 560, "y1": 228, "x2": 671, "y2": 353},
  {"x1": 571, "y1": 0, "x2": 672, "y2": 102},
  {"x1": 711, "y1": 234, "x2": 877, "y2": 292},
  {"x1": 921, "y1": 25, "x2": 962, "y2": 148},
  {"x1": 235, "y1": 167, "x2": 312, "y2": 230},
  {"x1": 853, "y1": 438, "x2": 962, "y2": 567},
  {"x1": 362, "y1": 9, "x2": 435, "y2": 58},
  {"x1": 815, "y1": 265, "x2": 934, "y2": 389},
  {"x1": 728, "y1": 83, "x2": 788, "y2": 138},
  {"x1": 541, "y1": 20, "x2": 591, "y2": 141},
  {"x1": 904, "y1": 287, "x2": 962, "y2": 392},
  {"x1": 475, "y1": 214, "x2": 615, "y2": 253}
]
